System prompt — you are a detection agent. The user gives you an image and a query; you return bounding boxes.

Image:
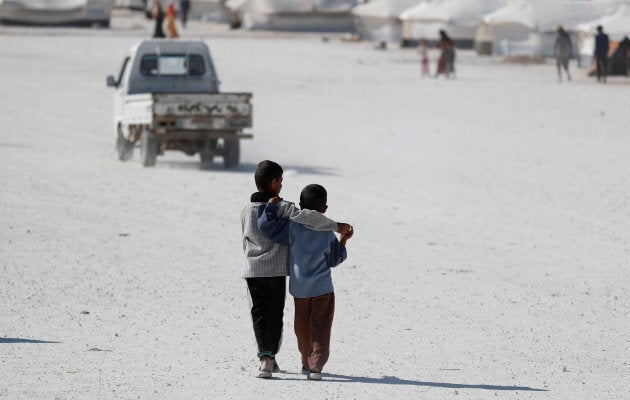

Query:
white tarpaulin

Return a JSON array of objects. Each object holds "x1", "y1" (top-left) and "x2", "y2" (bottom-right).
[
  {"x1": 477, "y1": 0, "x2": 620, "y2": 57},
  {"x1": 399, "y1": 0, "x2": 507, "y2": 47},
  {"x1": 225, "y1": 0, "x2": 358, "y2": 31},
  {"x1": 0, "y1": 0, "x2": 111, "y2": 25},
  {"x1": 351, "y1": 0, "x2": 424, "y2": 42}
]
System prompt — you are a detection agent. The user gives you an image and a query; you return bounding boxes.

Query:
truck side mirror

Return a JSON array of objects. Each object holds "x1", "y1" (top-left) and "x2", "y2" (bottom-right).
[{"x1": 106, "y1": 75, "x2": 117, "y2": 87}]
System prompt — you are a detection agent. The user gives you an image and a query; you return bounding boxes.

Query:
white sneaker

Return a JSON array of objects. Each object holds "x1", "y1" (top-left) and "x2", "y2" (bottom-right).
[
  {"x1": 307, "y1": 371, "x2": 322, "y2": 381},
  {"x1": 256, "y1": 370, "x2": 272, "y2": 379}
]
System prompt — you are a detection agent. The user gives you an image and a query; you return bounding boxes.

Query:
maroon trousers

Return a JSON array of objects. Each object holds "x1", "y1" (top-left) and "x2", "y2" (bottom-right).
[{"x1": 293, "y1": 292, "x2": 335, "y2": 372}]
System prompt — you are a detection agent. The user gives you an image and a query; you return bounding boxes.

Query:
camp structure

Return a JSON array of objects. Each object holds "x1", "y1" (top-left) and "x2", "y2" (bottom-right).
[
  {"x1": 476, "y1": 0, "x2": 620, "y2": 57},
  {"x1": 351, "y1": 0, "x2": 423, "y2": 43},
  {"x1": 0, "y1": 0, "x2": 112, "y2": 26},
  {"x1": 224, "y1": 0, "x2": 357, "y2": 31},
  {"x1": 399, "y1": 0, "x2": 507, "y2": 48},
  {"x1": 575, "y1": 2, "x2": 630, "y2": 70},
  {"x1": 188, "y1": 0, "x2": 230, "y2": 22}
]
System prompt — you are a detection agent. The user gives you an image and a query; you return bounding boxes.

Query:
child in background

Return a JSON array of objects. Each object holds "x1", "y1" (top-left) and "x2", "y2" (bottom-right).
[
  {"x1": 259, "y1": 184, "x2": 353, "y2": 381},
  {"x1": 166, "y1": 1, "x2": 178, "y2": 38},
  {"x1": 418, "y1": 39, "x2": 430, "y2": 77}
]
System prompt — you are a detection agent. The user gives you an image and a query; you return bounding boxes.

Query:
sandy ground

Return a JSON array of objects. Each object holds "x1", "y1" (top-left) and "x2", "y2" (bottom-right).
[{"x1": 1, "y1": 9, "x2": 629, "y2": 400}]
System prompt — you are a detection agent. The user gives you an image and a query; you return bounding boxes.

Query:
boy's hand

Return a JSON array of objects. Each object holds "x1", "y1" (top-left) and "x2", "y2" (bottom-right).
[
  {"x1": 340, "y1": 228, "x2": 353, "y2": 245},
  {"x1": 336, "y1": 223, "x2": 353, "y2": 235},
  {"x1": 269, "y1": 197, "x2": 282, "y2": 204}
]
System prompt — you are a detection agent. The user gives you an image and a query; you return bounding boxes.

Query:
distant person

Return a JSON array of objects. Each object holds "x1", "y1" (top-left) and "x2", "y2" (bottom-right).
[
  {"x1": 594, "y1": 25, "x2": 609, "y2": 82},
  {"x1": 620, "y1": 36, "x2": 630, "y2": 76},
  {"x1": 436, "y1": 30, "x2": 455, "y2": 78},
  {"x1": 418, "y1": 39, "x2": 430, "y2": 77},
  {"x1": 258, "y1": 184, "x2": 353, "y2": 381},
  {"x1": 152, "y1": 0, "x2": 165, "y2": 38},
  {"x1": 241, "y1": 161, "x2": 352, "y2": 379},
  {"x1": 554, "y1": 26, "x2": 572, "y2": 82},
  {"x1": 166, "y1": 1, "x2": 179, "y2": 38},
  {"x1": 179, "y1": 0, "x2": 190, "y2": 28}
]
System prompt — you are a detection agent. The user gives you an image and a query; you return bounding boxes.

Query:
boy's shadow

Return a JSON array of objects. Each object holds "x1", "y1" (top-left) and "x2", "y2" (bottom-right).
[{"x1": 277, "y1": 372, "x2": 547, "y2": 392}]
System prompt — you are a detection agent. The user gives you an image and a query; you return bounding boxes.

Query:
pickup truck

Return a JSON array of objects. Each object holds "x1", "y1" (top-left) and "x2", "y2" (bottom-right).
[{"x1": 106, "y1": 40, "x2": 252, "y2": 168}]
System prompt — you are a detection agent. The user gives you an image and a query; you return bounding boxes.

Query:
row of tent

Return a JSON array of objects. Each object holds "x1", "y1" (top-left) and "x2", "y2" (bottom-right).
[{"x1": 221, "y1": 0, "x2": 630, "y2": 66}]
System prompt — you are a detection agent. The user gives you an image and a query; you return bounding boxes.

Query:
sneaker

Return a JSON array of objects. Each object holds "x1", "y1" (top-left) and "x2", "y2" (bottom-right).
[
  {"x1": 256, "y1": 356, "x2": 274, "y2": 379},
  {"x1": 256, "y1": 369, "x2": 272, "y2": 379},
  {"x1": 307, "y1": 371, "x2": 322, "y2": 381},
  {"x1": 271, "y1": 359, "x2": 281, "y2": 373}
]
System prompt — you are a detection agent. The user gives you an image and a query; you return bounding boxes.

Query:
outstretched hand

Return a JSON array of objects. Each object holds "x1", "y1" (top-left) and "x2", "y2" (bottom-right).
[
  {"x1": 336, "y1": 223, "x2": 353, "y2": 235},
  {"x1": 340, "y1": 226, "x2": 354, "y2": 246}
]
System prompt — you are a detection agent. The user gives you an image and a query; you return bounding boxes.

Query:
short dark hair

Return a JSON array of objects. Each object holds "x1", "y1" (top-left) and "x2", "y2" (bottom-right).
[
  {"x1": 255, "y1": 160, "x2": 283, "y2": 191},
  {"x1": 300, "y1": 184, "x2": 327, "y2": 212}
]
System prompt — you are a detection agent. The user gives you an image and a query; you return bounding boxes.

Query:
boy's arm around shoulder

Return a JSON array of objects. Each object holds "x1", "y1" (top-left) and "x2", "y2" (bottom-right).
[
  {"x1": 257, "y1": 202, "x2": 290, "y2": 244},
  {"x1": 275, "y1": 200, "x2": 338, "y2": 232}
]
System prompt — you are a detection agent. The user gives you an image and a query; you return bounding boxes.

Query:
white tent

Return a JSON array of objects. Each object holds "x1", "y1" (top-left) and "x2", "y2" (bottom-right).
[
  {"x1": 224, "y1": 0, "x2": 358, "y2": 31},
  {"x1": 191, "y1": 0, "x2": 230, "y2": 22},
  {"x1": 0, "y1": 0, "x2": 112, "y2": 26},
  {"x1": 399, "y1": 0, "x2": 507, "y2": 48},
  {"x1": 477, "y1": 0, "x2": 620, "y2": 57},
  {"x1": 576, "y1": 2, "x2": 630, "y2": 67},
  {"x1": 351, "y1": 0, "x2": 425, "y2": 42}
]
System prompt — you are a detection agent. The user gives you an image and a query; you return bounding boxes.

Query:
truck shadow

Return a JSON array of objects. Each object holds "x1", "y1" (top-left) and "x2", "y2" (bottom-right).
[
  {"x1": 232, "y1": 162, "x2": 339, "y2": 176},
  {"x1": 158, "y1": 160, "x2": 338, "y2": 176}
]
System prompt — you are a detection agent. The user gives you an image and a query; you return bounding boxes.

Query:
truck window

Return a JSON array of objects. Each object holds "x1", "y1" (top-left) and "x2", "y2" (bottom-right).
[{"x1": 139, "y1": 54, "x2": 206, "y2": 76}]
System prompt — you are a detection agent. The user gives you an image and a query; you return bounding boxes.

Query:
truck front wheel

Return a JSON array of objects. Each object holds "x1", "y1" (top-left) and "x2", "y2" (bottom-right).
[
  {"x1": 116, "y1": 126, "x2": 134, "y2": 161},
  {"x1": 141, "y1": 131, "x2": 158, "y2": 167},
  {"x1": 116, "y1": 136, "x2": 135, "y2": 161},
  {"x1": 223, "y1": 139, "x2": 240, "y2": 168}
]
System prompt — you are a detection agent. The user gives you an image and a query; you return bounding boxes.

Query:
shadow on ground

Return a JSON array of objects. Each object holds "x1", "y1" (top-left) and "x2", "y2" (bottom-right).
[
  {"x1": 157, "y1": 160, "x2": 338, "y2": 176},
  {"x1": 0, "y1": 337, "x2": 60, "y2": 344},
  {"x1": 324, "y1": 373, "x2": 547, "y2": 391},
  {"x1": 274, "y1": 372, "x2": 547, "y2": 392}
]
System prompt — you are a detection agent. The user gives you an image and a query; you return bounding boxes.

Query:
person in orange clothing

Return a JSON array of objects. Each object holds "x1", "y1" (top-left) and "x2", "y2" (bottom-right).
[{"x1": 166, "y1": 1, "x2": 179, "y2": 38}]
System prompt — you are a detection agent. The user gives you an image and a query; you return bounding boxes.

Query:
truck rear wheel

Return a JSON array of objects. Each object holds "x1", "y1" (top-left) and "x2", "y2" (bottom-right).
[
  {"x1": 140, "y1": 131, "x2": 158, "y2": 167},
  {"x1": 116, "y1": 126, "x2": 134, "y2": 161},
  {"x1": 199, "y1": 139, "x2": 217, "y2": 168},
  {"x1": 223, "y1": 139, "x2": 240, "y2": 168}
]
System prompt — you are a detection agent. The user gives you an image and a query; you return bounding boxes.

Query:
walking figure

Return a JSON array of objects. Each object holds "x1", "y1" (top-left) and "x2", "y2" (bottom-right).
[
  {"x1": 554, "y1": 26, "x2": 572, "y2": 82},
  {"x1": 594, "y1": 25, "x2": 610, "y2": 83},
  {"x1": 418, "y1": 39, "x2": 430, "y2": 77}
]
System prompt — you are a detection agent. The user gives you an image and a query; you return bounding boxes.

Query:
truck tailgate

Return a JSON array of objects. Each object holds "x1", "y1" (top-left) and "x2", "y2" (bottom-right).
[{"x1": 153, "y1": 93, "x2": 252, "y2": 131}]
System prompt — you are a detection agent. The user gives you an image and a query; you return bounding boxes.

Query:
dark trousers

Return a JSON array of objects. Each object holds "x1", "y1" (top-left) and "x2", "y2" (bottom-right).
[
  {"x1": 294, "y1": 293, "x2": 335, "y2": 372},
  {"x1": 246, "y1": 277, "x2": 286, "y2": 359},
  {"x1": 596, "y1": 55, "x2": 608, "y2": 81}
]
